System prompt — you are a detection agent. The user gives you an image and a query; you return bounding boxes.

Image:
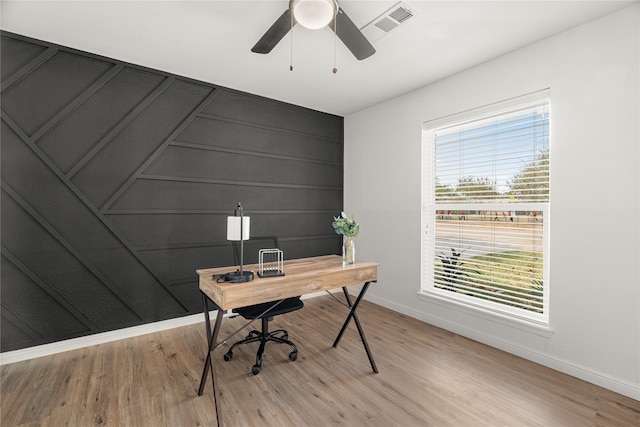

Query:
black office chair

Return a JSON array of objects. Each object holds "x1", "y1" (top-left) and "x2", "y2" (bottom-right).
[{"x1": 224, "y1": 236, "x2": 303, "y2": 375}]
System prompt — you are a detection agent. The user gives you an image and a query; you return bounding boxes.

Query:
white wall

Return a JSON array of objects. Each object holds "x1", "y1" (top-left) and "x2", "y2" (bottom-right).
[{"x1": 345, "y1": 5, "x2": 640, "y2": 399}]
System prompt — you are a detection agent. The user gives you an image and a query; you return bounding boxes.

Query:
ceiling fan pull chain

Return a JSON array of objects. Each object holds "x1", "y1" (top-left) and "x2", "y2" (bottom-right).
[
  {"x1": 290, "y1": 10, "x2": 294, "y2": 71},
  {"x1": 332, "y1": 9, "x2": 338, "y2": 74}
]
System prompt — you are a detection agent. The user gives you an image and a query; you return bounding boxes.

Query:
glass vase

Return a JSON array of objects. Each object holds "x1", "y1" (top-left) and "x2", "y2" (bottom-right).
[{"x1": 342, "y1": 236, "x2": 356, "y2": 265}]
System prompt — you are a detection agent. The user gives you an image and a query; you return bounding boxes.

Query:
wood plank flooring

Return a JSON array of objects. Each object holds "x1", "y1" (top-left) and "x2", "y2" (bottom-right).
[{"x1": 1, "y1": 295, "x2": 639, "y2": 426}]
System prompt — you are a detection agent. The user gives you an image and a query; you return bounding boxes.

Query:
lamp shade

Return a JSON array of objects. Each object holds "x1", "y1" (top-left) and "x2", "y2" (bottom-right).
[
  {"x1": 227, "y1": 216, "x2": 250, "y2": 241},
  {"x1": 293, "y1": 0, "x2": 336, "y2": 30}
]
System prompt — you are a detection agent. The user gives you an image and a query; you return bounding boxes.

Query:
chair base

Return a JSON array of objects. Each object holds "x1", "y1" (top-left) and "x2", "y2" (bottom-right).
[{"x1": 223, "y1": 317, "x2": 298, "y2": 375}]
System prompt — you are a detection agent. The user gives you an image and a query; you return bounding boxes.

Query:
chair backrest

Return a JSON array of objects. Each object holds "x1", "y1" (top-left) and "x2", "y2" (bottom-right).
[{"x1": 232, "y1": 236, "x2": 279, "y2": 265}]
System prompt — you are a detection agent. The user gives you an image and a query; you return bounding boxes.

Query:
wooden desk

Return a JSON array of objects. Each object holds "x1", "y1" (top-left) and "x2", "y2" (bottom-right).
[{"x1": 196, "y1": 255, "x2": 379, "y2": 426}]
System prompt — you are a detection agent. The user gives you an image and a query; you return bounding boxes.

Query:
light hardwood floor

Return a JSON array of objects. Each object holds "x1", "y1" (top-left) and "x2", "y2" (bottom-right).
[{"x1": 1, "y1": 295, "x2": 639, "y2": 426}]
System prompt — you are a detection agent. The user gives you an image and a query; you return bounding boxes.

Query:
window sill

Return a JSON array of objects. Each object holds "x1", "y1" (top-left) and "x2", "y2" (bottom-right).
[{"x1": 417, "y1": 291, "x2": 555, "y2": 338}]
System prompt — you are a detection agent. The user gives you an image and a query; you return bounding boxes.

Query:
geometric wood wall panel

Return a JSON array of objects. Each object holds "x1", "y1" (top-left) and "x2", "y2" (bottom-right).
[{"x1": 0, "y1": 31, "x2": 344, "y2": 352}]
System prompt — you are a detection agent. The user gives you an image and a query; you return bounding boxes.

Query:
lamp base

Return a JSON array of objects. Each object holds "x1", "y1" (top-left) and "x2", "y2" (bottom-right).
[{"x1": 224, "y1": 270, "x2": 254, "y2": 283}]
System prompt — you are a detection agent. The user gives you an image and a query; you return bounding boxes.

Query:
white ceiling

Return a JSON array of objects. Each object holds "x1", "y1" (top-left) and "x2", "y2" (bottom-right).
[{"x1": 1, "y1": 1, "x2": 637, "y2": 116}]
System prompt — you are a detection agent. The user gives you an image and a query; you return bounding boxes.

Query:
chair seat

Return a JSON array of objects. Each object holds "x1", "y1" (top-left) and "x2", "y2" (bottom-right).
[{"x1": 235, "y1": 297, "x2": 303, "y2": 319}]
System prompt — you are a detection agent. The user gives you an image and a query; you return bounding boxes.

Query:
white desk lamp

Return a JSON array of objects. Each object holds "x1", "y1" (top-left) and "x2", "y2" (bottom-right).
[{"x1": 224, "y1": 202, "x2": 254, "y2": 282}]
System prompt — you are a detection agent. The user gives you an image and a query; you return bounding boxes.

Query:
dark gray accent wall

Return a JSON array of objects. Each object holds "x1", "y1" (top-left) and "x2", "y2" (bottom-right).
[{"x1": 0, "y1": 32, "x2": 343, "y2": 352}]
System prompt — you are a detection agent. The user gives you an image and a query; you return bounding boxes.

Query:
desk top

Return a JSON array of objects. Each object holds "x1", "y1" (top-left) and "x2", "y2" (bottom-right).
[{"x1": 197, "y1": 255, "x2": 378, "y2": 310}]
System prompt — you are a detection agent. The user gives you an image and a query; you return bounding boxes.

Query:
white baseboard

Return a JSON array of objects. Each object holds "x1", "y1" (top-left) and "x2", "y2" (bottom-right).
[
  {"x1": 0, "y1": 312, "x2": 211, "y2": 366},
  {"x1": 6, "y1": 290, "x2": 636, "y2": 400},
  {"x1": 0, "y1": 291, "x2": 331, "y2": 366},
  {"x1": 364, "y1": 293, "x2": 640, "y2": 401}
]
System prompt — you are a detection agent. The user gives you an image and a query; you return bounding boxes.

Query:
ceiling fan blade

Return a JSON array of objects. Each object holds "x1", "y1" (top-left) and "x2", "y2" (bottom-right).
[
  {"x1": 252, "y1": 9, "x2": 294, "y2": 54},
  {"x1": 329, "y1": 7, "x2": 376, "y2": 60}
]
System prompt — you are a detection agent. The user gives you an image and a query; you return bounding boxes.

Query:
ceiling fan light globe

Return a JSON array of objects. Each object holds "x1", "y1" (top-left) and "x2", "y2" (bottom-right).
[{"x1": 293, "y1": 0, "x2": 336, "y2": 30}]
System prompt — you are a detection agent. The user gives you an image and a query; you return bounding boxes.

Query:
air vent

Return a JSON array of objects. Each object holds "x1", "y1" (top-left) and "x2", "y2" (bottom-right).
[
  {"x1": 388, "y1": 6, "x2": 414, "y2": 24},
  {"x1": 361, "y1": 2, "x2": 417, "y2": 43}
]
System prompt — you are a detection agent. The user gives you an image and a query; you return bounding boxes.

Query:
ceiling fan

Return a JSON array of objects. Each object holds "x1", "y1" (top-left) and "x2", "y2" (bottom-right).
[{"x1": 251, "y1": 0, "x2": 376, "y2": 61}]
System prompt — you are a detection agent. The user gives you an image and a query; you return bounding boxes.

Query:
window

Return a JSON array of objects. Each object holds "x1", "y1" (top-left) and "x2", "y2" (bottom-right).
[{"x1": 421, "y1": 90, "x2": 550, "y2": 325}]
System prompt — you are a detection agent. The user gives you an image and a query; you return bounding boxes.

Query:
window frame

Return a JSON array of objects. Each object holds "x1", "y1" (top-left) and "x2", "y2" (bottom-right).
[{"x1": 420, "y1": 90, "x2": 551, "y2": 326}]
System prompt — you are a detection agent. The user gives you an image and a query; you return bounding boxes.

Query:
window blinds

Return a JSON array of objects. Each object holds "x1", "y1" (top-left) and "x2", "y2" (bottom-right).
[
  {"x1": 423, "y1": 94, "x2": 550, "y2": 322},
  {"x1": 434, "y1": 104, "x2": 549, "y2": 203}
]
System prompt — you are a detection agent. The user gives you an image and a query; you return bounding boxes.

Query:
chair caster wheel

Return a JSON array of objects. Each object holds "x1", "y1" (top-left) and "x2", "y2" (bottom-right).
[
  {"x1": 289, "y1": 351, "x2": 298, "y2": 361},
  {"x1": 251, "y1": 365, "x2": 261, "y2": 375},
  {"x1": 223, "y1": 351, "x2": 233, "y2": 361}
]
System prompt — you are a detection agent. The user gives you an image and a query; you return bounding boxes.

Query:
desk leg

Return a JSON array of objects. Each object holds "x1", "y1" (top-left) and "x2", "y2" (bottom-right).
[
  {"x1": 197, "y1": 293, "x2": 225, "y2": 427},
  {"x1": 333, "y1": 282, "x2": 378, "y2": 373}
]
